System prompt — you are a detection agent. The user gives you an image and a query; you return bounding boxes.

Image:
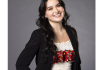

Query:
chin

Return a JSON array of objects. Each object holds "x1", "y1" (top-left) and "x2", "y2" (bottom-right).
[
  {"x1": 48, "y1": 18, "x2": 63, "y2": 23},
  {"x1": 54, "y1": 20, "x2": 62, "y2": 23},
  {"x1": 54, "y1": 19, "x2": 63, "y2": 22},
  {"x1": 54, "y1": 17, "x2": 63, "y2": 21}
]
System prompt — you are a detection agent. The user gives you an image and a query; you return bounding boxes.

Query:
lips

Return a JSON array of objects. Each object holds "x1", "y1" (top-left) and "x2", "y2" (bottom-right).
[{"x1": 54, "y1": 13, "x2": 61, "y2": 17}]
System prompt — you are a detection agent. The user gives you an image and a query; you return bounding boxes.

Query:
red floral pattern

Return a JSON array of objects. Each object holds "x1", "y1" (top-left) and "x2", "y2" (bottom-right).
[{"x1": 53, "y1": 50, "x2": 75, "y2": 64}]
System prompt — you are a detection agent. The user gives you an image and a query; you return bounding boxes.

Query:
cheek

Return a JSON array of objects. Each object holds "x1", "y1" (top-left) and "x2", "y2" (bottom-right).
[
  {"x1": 59, "y1": 8, "x2": 65, "y2": 16},
  {"x1": 46, "y1": 11, "x2": 53, "y2": 17},
  {"x1": 60, "y1": 7, "x2": 64, "y2": 12}
]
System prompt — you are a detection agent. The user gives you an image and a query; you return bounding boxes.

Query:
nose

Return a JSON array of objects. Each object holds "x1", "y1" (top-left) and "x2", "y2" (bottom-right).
[{"x1": 54, "y1": 7, "x2": 59, "y2": 13}]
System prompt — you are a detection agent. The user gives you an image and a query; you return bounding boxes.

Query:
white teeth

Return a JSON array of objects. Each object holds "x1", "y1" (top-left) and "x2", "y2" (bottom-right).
[{"x1": 55, "y1": 13, "x2": 61, "y2": 16}]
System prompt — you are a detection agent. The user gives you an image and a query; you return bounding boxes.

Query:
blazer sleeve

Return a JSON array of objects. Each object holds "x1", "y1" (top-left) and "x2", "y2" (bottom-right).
[
  {"x1": 71, "y1": 27, "x2": 81, "y2": 70},
  {"x1": 16, "y1": 30, "x2": 41, "y2": 70}
]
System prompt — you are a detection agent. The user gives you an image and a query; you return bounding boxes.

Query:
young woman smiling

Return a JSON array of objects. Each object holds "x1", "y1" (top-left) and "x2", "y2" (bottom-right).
[{"x1": 16, "y1": 0, "x2": 81, "y2": 70}]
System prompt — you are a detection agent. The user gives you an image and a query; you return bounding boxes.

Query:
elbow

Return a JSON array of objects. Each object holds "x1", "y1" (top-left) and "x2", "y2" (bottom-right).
[
  {"x1": 15, "y1": 60, "x2": 23, "y2": 70},
  {"x1": 15, "y1": 61, "x2": 30, "y2": 70},
  {"x1": 15, "y1": 60, "x2": 20, "y2": 70}
]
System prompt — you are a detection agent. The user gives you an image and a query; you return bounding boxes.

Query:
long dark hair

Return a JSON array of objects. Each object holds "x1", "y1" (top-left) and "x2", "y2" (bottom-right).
[{"x1": 36, "y1": 0, "x2": 78, "y2": 63}]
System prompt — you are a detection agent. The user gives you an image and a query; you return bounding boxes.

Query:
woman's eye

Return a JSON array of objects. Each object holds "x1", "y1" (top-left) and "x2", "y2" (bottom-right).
[
  {"x1": 48, "y1": 8, "x2": 52, "y2": 10},
  {"x1": 57, "y1": 4, "x2": 61, "y2": 7}
]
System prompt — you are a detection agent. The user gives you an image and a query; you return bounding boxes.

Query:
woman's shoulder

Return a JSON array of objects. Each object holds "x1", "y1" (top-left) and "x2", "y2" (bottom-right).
[
  {"x1": 69, "y1": 26, "x2": 78, "y2": 38},
  {"x1": 30, "y1": 28, "x2": 45, "y2": 39},
  {"x1": 65, "y1": 25, "x2": 77, "y2": 34},
  {"x1": 65, "y1": 25, "x2": 78, "y2": 37},
  {"x1": 28, "y1": 28, "x2": 43, "y2": 43},
  {"x1": 32, "y1": 28, "x2": 43, "y2": 35},
  {"x1": 33, "y1": 27, "x2": 42, "y2": 32},
  {"x1": 70, "y1": 26, "x2": 77, "y2": 34}
]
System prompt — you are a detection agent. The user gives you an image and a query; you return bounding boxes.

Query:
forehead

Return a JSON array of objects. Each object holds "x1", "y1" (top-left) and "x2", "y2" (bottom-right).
[{"x1": 46, "y1": 0, "x2": 59, "y2": 7}]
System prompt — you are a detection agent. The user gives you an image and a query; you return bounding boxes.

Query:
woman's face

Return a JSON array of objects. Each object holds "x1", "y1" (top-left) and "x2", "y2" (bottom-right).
[{"x1": 45, "y1": 0, "x2": 65, "y2": 23}]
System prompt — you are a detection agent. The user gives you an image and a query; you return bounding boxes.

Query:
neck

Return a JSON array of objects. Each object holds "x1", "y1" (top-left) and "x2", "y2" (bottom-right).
[{"x1": 49, "y1": 21, "x2": 64, "y2": 33}]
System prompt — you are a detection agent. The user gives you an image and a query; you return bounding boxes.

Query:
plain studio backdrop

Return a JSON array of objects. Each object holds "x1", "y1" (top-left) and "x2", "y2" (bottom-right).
[{"x1": 8, "y1": 0, "x2": 95, "y2": 70}]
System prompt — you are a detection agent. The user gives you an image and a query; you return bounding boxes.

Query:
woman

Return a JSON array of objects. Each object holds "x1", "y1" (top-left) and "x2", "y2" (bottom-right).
[{"x1": 16, "y1": 0, "x2": 81, "y2": 70}]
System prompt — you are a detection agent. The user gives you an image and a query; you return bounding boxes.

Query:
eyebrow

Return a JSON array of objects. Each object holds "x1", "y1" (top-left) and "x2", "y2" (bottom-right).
[{"x1": 47, "y1": 3, "x2": 60, "y2": 9}]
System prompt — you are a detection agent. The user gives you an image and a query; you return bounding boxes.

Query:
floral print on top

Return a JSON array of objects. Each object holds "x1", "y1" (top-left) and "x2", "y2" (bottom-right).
[
  {"x1": 51, "y1": 40, "x2": 74, "y2": 70},
  {"x1": 53, "y1": 50, "x2": 75, "y2": 64}
]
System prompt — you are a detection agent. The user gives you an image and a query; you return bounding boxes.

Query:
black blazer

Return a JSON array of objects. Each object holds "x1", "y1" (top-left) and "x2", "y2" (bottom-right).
[{"x1": 16, "y1": 26, "x2": 81, "y2": 70}]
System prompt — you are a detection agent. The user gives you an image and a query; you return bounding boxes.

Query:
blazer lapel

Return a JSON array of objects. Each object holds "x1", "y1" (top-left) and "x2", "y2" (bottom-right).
[
  {"x1": 64, "y1": 26, "x2": 78, "y2": 70},
  {"x1": 64, "y1": 26, "x2": 76, "y2": 52}
]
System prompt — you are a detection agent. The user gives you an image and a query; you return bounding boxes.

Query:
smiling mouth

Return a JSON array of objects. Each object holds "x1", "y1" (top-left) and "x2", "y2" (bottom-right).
[{"x1": 54, "y1": 13, "x2": 61, "y2": 17}]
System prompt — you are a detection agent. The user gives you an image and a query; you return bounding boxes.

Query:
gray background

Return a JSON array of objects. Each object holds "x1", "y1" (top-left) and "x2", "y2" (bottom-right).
[{"x1": 8, "y1": 0, "x2": 95, "y2": 70}]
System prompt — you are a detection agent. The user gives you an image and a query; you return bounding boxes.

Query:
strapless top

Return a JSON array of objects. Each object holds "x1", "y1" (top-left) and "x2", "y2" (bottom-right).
[{"x1": 51, "y1": 40, "x2": 75, "y2": 70}]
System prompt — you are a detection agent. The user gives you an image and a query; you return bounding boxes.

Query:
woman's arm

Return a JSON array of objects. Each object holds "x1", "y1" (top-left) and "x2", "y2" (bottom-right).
[
  {"x1": 71, "y1": 27, "x2": 81, "y2": 64},
  {"x1": 16, "y1": 29, "x2": 41, "y2": 70},
  {"x1": 71, "y1": 27, "x2": 81, "y2": 70}
]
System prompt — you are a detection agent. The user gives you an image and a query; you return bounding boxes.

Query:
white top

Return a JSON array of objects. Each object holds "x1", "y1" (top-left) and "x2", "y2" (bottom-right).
[{"x1": 51, "y1": 40, "x2": 74, "y2": 70}]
